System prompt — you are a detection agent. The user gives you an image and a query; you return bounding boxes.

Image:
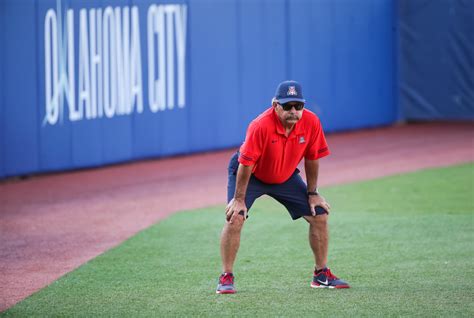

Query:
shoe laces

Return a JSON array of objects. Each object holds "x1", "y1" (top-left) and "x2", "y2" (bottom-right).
[
  {"x1": 323, "y1": 268, "x2": 338, "y2": 280},
  {"x1": 220, "y1": 273, "x2": 234, "y2": 285},
  {"x1": 315, "y1": 268, "x2": 338, "y2": 280}
]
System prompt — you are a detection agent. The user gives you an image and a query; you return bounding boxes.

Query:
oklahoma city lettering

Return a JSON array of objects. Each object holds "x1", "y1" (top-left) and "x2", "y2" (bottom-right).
[{"x1": 43, "y1": 3, "x2": 187, "y2": 126}]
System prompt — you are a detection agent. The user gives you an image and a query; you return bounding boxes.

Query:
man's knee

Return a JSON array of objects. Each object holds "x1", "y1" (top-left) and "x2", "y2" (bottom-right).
[
  {"x1": 225, "y1": 216, "x2": 245, "y2": 232},
  {"x1": 305, "y1": 213, "x2": 328, "y2": 226}
]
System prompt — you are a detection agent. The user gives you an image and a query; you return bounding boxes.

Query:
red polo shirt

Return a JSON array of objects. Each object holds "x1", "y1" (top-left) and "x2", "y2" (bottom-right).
[{"x1": 238, "y1": 107, "x2": 330, "y2": 184}]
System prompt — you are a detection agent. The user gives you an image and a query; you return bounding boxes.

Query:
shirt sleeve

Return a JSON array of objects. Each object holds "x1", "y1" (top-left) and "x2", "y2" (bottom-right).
[
  {"x1": 238, "y1": 121, "x2": 263, "y2": 166},
  {"x1": 305, "y1": 118, "x2": 330, "y2": 160}
]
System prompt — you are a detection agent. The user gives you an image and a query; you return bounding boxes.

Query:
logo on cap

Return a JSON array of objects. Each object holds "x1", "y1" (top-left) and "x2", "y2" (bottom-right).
[{"x1": 287, "y1": 86, "x2": 297, "y2": 96}]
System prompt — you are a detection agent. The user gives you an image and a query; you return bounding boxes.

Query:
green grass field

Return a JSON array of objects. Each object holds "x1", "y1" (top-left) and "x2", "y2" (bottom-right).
[{"x1": 3, "y1": 163, "x2": 473, "y2": 317}]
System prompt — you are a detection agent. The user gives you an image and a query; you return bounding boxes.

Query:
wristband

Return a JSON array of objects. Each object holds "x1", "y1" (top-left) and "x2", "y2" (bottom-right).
[{"x1": 307, "y1": 191, "x2": 319, "y2": 196}]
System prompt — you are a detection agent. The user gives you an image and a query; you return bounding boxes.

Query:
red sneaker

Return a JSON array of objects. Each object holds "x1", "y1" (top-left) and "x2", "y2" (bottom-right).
[
  {"x1": 311, "y1": 267, "x2": 350, "y2": 289},
  {"x1": 216, "y1": 272, "x2": 236, "y2": 294}
]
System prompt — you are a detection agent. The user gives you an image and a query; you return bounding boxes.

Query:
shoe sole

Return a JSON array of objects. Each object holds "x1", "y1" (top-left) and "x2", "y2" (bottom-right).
[
  {"x1": 311, "y1": 283, "x2": 350, "y2": 289},
  {"x1": 216, "y1": 290, "x2": 236, "y2": 294}
]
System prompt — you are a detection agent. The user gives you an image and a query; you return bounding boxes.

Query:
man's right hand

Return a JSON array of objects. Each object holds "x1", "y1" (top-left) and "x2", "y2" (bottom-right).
[{"x1": 225, "y1": 198, "x2": 247, "y2": 223}]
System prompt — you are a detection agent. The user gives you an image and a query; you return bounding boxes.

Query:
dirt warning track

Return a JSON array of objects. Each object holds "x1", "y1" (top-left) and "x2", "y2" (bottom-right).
[{"x1": 0, "y1": 122, "x2": 473, "y2": 311}]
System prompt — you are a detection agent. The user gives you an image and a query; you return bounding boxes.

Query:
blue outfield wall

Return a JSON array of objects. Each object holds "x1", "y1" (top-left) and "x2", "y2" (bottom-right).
[
  {"x1": 399, "y1": 0, "x2": 474, "y2": 120},
  {"x1": 0, "y1": 0, "x2": 397, "y2": 178}
]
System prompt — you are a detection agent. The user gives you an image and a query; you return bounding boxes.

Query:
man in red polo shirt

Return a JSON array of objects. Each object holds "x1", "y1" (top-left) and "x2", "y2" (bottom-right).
[{"x1": 216, "y1": 80, "x2": 350, "y2": 294}]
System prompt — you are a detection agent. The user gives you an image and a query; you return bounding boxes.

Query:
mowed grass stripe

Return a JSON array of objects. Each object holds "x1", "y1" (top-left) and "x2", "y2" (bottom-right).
[{"x1": 2, "y1": 163, "x2": 473, "y2": 317}]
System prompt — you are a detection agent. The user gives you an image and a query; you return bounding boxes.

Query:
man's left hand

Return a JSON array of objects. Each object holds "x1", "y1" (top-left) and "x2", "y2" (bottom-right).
[{"x1": 308, "y1": 194, "x2": 331, "y2": 216}]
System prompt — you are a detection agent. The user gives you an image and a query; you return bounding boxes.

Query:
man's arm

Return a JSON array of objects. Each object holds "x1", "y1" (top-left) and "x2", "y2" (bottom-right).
[
  {"x1": 304, "y1": 159, "x2": 331, "y2": 215},
  {"x1": 226, "y1": 163, "x2": 253, "y2": 223},
  {"x1": 305, "y1": 159, "x2": 320, "y2": 194}
]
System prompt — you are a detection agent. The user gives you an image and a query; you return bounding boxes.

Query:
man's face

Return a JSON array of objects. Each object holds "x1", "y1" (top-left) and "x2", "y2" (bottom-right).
[{"x1": 275, "y1": 102, "x2": 304, "y2": 126}]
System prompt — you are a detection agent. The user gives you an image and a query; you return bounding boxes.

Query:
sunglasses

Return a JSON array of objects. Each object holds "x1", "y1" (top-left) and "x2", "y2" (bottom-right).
[{"x1": 279, "y1": 102, "x2": 305, "y2": 111}]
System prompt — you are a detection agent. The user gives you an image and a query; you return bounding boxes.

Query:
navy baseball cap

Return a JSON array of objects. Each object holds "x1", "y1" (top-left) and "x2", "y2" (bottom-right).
[{"x1": 274, "y1": 80, "x2": 306, "y2": 104}]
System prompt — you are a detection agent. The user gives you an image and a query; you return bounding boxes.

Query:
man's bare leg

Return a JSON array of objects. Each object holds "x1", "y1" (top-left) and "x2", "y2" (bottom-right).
[
  {"x1": 304, "y1": 214, "x2": 329, "y2": 270},
  {"x1": 220, "y1": 216, "x2": 245, "y2": 273}
]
